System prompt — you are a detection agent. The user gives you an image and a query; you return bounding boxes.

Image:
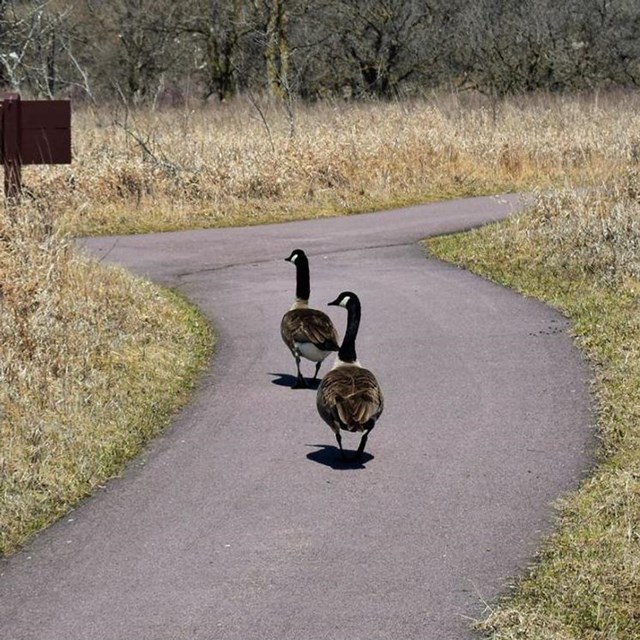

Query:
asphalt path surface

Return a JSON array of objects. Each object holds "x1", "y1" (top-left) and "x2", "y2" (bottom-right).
[{"x1": 0, "y1": 195, "x2": 594, "y2": 639}]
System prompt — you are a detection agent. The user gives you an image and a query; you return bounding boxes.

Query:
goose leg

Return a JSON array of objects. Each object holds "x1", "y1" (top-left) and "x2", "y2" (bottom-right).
[
  {"x1": 292, "y1": 355, "x2": 307, "y2": 389},
  {"x1": 334, "y1": 430, "x2": 345, "y2": 459},
  {"x1": 356, "y1": 422, "x2": 376, "y2": 459},
  {"x1": 312, "y1": 361, "x2": 322, "y2": 381},
  {"x1": 356, "y1": 431, "x2": 370, "y2": 458}
]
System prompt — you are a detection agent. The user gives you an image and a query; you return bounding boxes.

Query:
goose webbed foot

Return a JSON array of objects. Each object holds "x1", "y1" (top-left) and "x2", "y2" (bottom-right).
[{"x1": 292, "y1": 375, "x2": 308, "y2": 389}]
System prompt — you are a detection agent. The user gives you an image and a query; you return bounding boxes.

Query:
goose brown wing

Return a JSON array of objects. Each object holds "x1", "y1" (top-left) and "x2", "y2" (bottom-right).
[
  {"x1": 318, "y1": 366, "x2": 384, "y2": 430},
  {"x1": 282, "y1": 308, "x2": 339, "y2": 350}
]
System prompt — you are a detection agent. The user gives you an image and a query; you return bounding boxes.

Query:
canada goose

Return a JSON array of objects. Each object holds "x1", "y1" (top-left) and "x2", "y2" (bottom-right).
[
  {"x1": 316, "y1": 291, "x2": 384, "y2": 459},
  {"x1": 281, "y1": 249, "x2": 340, "y2": 389}
]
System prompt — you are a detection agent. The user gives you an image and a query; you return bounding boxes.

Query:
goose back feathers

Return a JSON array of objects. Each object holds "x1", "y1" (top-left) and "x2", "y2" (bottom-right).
[{"x1": 317, "y1": 365, "x2": 383, "y2": 432}]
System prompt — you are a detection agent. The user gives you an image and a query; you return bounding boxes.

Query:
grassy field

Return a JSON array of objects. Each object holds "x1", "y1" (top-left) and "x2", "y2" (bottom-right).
[
  {"x1": 24, "y1": 91, "x2": 640, "y2": 236},
  {"x1": 0, "y1": 202, "x2": 213, "y2": 554},
  {"x1": 1, "y1": 91, "x2": 639, "y2": 637}
]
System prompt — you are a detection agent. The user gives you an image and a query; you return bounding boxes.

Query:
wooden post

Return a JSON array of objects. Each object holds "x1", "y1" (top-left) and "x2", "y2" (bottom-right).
[{"x1": 3, "y1": 93, "x2": 22, "y2": 201}]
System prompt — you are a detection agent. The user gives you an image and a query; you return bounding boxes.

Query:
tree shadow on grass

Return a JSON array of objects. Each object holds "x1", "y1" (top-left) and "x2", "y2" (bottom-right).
[
  {"x1": 268, "y1": 372, "x2": 320, "y2": 390},
  {"x1": 305, "y1": 444, "x2": 374, "y2": 470}
]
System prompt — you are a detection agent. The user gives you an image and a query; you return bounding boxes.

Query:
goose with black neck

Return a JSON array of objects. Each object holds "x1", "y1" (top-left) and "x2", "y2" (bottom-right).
[
  {"x1": 281, "y1": 249, "x2": 340, "y2": 389},
  {"x1": 316, "y1": 291, "x2": 384, "y2": 459}
]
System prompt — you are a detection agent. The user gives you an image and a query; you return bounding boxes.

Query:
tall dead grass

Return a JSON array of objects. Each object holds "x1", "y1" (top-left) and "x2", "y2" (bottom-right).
[
  {"x1": 0, "y1": 202, "x2": 211, "y2": 554},
  {"x1": 22, "y1": 91, "x2": 640, "y2": 236}
]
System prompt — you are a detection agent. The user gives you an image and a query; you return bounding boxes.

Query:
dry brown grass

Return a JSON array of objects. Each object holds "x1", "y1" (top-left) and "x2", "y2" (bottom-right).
[
  {"x1": 2, "y1": 92, "x2": 640, "y2": 637},
  {"x1": 22, "y1": 91, "x2": 640, "y2": 236},
  {"x1": 427, "y1": 174, "x2": 640, "y2": 639},
  {"x1": 0, "y1": 202, "x2": 212, "y2": 554}
]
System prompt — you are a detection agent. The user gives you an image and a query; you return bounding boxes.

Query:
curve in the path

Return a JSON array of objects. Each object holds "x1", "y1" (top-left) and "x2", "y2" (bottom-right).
[{"x1": 0, "y1": 195, "x2": 593, "y2": 640}]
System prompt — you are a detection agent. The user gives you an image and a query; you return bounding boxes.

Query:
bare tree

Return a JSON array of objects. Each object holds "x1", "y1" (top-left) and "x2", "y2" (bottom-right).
[
  {"x1": 289, "y1": 0, "x2": 455, "y2": 99},
  {"x1": 3, "y1": 0, "x2": 640, "y2": 104},
  {"x1": 175, "y1": 0, "x2": 251, "y2": 102},
  {"x1": 77, "y1": 0, "x2": 188, "y2": 105},
  {"x1": 0, "y1": 1, "x2": 53, "y2": 93}
]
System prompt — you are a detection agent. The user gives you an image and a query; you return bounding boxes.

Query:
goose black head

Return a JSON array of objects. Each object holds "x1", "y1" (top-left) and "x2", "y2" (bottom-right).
[
  {"x1": 328, "y1": 291, "x2": 360, "y2": 310},
  {"x1": 285, "y1": 249, "x2": 307, "y2": 264}
]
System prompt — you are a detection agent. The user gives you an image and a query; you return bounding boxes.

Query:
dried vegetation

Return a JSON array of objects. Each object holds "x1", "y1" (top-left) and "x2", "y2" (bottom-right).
[
  {"x1": 0, "y1": 202, "x2": 211, "y2": 554},
  {"x1": 23, "y1": 92, "x2": 640, "y2": 236},
  {"x1": 2, "y1": 92, "x2": 639, "y2": 638}
]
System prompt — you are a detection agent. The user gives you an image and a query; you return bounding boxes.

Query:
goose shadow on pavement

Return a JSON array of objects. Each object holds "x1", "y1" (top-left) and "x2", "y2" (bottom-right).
[
  {"x1": 306, "y1": 444, "x2": 374, "y2": 469},
  {"x1": 268, "y1": 372, "x2": 321, "y2": 390}
]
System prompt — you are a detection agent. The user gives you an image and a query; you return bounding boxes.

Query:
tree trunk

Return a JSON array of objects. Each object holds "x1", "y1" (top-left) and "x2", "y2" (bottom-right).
[{"x1": 265, "y1": 0, "x2": 289, "y2": 99}]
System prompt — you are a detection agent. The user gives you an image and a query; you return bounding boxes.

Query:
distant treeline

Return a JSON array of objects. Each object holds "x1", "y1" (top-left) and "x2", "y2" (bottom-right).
[{"x1": 2, "y1": 0, "x2": 639, "y2": 104}]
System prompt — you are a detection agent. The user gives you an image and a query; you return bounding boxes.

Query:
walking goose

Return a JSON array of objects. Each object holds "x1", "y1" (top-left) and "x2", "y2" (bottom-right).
[
  {"x1": 281, "y1": 249, "x2": 340, "y2": 389},
  {"x1": 317, "y1": 291, "x2": 384, "y2": 459}
]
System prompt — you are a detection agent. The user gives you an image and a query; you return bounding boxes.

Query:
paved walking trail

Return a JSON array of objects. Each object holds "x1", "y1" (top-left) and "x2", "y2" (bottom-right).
[{"x1": 0, "y1": 196, "x2": 593, "y2": 639}]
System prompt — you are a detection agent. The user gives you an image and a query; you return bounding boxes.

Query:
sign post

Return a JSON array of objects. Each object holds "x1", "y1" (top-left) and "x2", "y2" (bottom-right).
[
  {"x1": 3, "y1": 93, "x2": 22, "y2": 199},
  {"x1": 0, "y1": 93, "x2": 72, "y2": 201}
]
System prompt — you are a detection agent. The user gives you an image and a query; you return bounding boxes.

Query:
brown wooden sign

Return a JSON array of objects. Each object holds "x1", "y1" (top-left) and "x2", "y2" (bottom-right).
[{"x1": 0, "y1": 93, "x2": 71, "y2": 199}]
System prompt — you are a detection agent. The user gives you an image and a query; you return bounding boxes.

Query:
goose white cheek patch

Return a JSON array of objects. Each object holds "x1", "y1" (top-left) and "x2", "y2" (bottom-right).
[{"x1": 339, "y1": 296, "x2": 351, "y2": 307}]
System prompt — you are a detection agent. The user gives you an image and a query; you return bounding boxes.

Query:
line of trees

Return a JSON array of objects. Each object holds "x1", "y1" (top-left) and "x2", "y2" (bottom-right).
[{"x1": 1, "y1": 0, "x2": 640, "y2": 104}]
